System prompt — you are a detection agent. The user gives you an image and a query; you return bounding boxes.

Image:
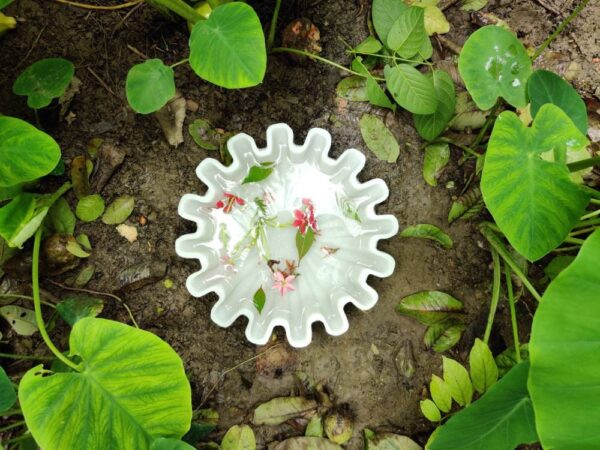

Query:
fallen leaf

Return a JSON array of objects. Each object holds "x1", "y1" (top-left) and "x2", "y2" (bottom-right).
[
  {"x1": 273, "y1": 437, "x2": 341, "y2": 450},
  {"x1": 400, "y1": 224, "x2": 453, "y2": 248},
  {"x1": 102, "y1": 195, "x2": 135, "y2": 225},
  {"x1": 396, "y1": 291, "x2": 464, "y2": 325},
  {"x1": 56, "y1": 295, "x2": 104, "y2": 326},
  {"x1": 252, "y1": 397, "x2": 317, "y2": 426},
  {"x1": 359, "y1": 114, "x2": 400, "y2": 163},
  {"x1": 154, "y1": 91, "x2": 186, "y2": 147},
  {"x1": 116, "y1": 224, "x2": 138, "y2": 243},
  {"x1": 0, "y1": 305, "x2": 38, "y2": 335}
]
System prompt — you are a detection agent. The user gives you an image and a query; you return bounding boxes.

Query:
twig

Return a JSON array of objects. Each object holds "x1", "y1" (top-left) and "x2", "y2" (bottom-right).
[
  {"x1": 0, "y1": 352, "x2": 54, "y2": 361},
  {"x1": 127, "y1": 44, "x2": 150, "y2": 60},
  {"x1": 54, "y1": 0, "x2": 143, "y2": 10},
  {"x1": 112, "y1": 1, "x2": 144, "y2": 34},
  {"x1": 87, "y1": 66, "x2": 116, "y2": 97}
]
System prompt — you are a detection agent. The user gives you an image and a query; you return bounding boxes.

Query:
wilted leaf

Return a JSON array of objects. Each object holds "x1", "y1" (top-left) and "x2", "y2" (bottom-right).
[
  {"x1": 395, "y1": 339, "x2": 416, "y2": 383},
  {"x1": 460, "y1": 0, "x2": 487, "y2": 11},
  {"x1": 116, "y1": 224, "x2": 138, "y2": 243},
  {"x1": 443, "y1": 356, "x2": 473, "y2": 406},
  {"x1": 0, "y1": 366, "x2": 16, "y2": 413},
  {"x1": 56, "y1": 295, "x2": 104, "y2": 326},
  {"x1": 221, "y1": 425, "x2": 255, "y2": 450},
  {"x1": 0, "y1": 305, "x2": 38, "y2": 335},
  {"x1": 189, "y1": 119, "x2": 220, "y2": 150},
  {"x1": 430, "y1": 374, "x2": 452, "y2": 412},
  {"x1": 420, "y1": 399, "x2": 441, "y2": 422},
  {"x1": 422, "y1": 143, "x2": 450, "y2": 186},
  {"x1": 72, "y1": 262, "x2": 95, "y2": 288},
  {"x1": 364, "y1": 430, "x2": 422, "y2": 450},
  {"x1": 76, "y1": 194, "x2": 105, "y2": 222},
  {"x1": 336, "y1": 76, "x2": 368, "y2": 101},
  {"x1": 359, "y1": 114, "x2": 400, "y2": 162},
  {"x1": 422, "y1": 5, "x2": 449, "y2": 35},
  {"x1": 252, "y1": 397, "x2": 317, "y2": 426},
  {"x1": 274, "y1": 437, "x2": 342, "y2": 450},
  {"x1": 400, "y1": 224, "x2": 453, "y2": 249},
  {"x1": 71, "y1": 156, "x2": 91, "y2": 200},
  {"x1": 102, "y1": 195, "x2": 135, "y2": 225},
  {"x1": 425, "y1": 320, "x2": 465, "y2": 352},
  {"x1": 396, "y1": 291, "x2": 463, "y2": 325},
  {"x1": 49, "y1": 197, "x2": 75, "y2": 235},
  {"x1": 448, "y1": 186, "x2": 484, "y2": 223},
  {"x1": 469, "y1": 338, "x2": 498, "y2": 394},
  {"x1": 243, "y1": 164, "x2": 273, "y2": 184},
  {"x1": 296, "y1": 228, "x2": 315, "y2": 260},
  {"x1": 253, "y1": 287, "x2": 266, "y2": 313},
  {"x1": 449, "y1": 91, "x2": 490, "y2": 131}
]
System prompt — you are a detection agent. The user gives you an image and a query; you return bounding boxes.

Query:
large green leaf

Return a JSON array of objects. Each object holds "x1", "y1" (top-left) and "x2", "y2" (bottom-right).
[
  {"x1": 458, "y1": 26, "x2": 531, "y2": 109},
  {"x1": 384, "y1": 64, "x2": 437, "y2": 114},
  {"x1": 527, "y1": 69, "x2": 587, "y2": 135},
  {"x1": 0, "y1": 116, "x2": 61, "y2": 187},
  {"x1": 13, "y1": 58, "x2": 74, "y2": 109},
  {"x1": 372, "y1": 0, "x2": 408, "y2": 45},
  {"x1": 19, "y1": 318, "x2": 192, "y2": 450},
  {"x1": 481, "y1": 104, "x2": 589, "y2": 261},
  {"x1": 189, "y1": 2, "x2": 266, "y2": 89},
  {"x1": 126, "y1": 59, "x2": 175, "y2": 114},
  {"x1": 428, "y1": 362, "x2": 538, "y2": 450},
  {"x1": 387, "y1": 6, "x2": 428, "y2": 58},
  {"x1": 414, "y1": 70, "x2": 456, "y2": 141},
  {"x1": 0, "y1": 194, "x2": 48, "y2": 248},
  {"x1": 528, "y1": 230, "x2": 600, "y2": 449}
]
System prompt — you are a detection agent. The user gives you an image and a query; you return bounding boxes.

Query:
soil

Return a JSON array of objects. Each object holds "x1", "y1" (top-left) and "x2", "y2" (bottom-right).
[{"x1": 0, "y1": 0, "x2": 597, "y2": 448}]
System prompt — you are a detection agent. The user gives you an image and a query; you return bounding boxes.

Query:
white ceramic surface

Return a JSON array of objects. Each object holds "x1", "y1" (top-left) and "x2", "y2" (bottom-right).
[{"x1": 176, "y1": 124, "x2": 398, "y2": 347}]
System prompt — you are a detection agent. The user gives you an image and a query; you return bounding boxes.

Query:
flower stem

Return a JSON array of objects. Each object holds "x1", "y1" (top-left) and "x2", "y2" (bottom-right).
[
  {"x1": 483, "y1": 248, "x2": 501, "y2": 345},
  {"x1": 267, "y1": 0, "x2": 282, "y2": 51},
  {"x1": 504, "y1": 263, "x2": 521, "y2": 363}
]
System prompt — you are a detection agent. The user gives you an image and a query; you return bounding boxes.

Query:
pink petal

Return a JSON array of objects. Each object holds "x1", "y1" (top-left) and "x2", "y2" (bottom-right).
[{"x1": 235, "y1": 197, "x2": 245, "y2": 205}]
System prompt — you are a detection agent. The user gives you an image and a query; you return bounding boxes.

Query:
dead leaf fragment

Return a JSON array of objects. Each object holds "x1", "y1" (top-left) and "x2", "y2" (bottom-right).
[
  {"x1": 116, "y1": 224, "x2": 138, "y2": 243},
  {"x1": 154, "y1": 91, "x2": 186, "y2": 147}
]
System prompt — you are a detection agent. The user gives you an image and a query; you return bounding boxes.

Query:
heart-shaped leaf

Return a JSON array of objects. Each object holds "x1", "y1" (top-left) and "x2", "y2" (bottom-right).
[
  {"x1": 396, "y1": 291, "x2": 463, "y2": 325},
  {"x1": 387, "y1": 6, "x2": 428, "y2": 58},
  {"x1": 458, "y1": 26, "x2": 532, "y2": 109},
  {"x1": 384, "y1": 64, "x2": 437, "y2": 114},
  {"x1": 126, "y1": 59, "x2": 175, "y2": 114},
  {"x1": 529, "y1": 230, "x2": 600, "y2": 450},
  {"x1": 371, "y1": 0, "x2": 408, "y2": 45},
  {"x1": 0, "y1": 116, "x2": 61, "y2": 188},
  {"x1": 414, "y1": 70, "x2": 456, "y2": 141},
  {"x1": 189, "y1": 2, "x2": 266, "y2": 89},
  {"x1": 19, "y1": 318, "x2": 192, "y2": 450},
  {"x1": 13, "y1": 58, "x2": 74, "y2": 109},
  {"x1": 481, "y1": 104, "x2": 589, "y2": 260},
  {"x1": 527, "y1": 69, "x2": 588, "y2": 134},
  {"x1": 359, "y1": 114, "x2": 400, "y2": 162}
]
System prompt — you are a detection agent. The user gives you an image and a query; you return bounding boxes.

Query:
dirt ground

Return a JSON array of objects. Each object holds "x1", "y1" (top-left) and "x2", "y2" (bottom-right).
[{"x1": 0, "y1": 0, "x2": 597, "y2": 448}]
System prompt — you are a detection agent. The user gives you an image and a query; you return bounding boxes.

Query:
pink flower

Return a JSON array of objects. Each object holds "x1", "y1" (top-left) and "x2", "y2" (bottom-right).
[
  {"x1": 293, "y1": 209, "x2": 308, "y2": 234},
  {"x1": 272, "y1": 271, "x2": 296, "y2": 296},
  {"x1": 216, "y1": 192, "x2": 245, "y2": 213},
  {"x1": 292, "y1": 198, "x2": 318, "y2": 234}
]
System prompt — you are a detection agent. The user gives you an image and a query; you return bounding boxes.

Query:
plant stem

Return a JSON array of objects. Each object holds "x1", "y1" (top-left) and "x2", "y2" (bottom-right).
[
  {"x1": 569, "y1": 225, "x2": 599, "y2": 237},
  {"x1": 0, "y1": 293, "x2": 56, "y2": 309},
  {"x1": 567, "y1": 156, "x2": 600, "y2": 172},
  {"x1": 0, "y1": 408, "x2": 22, "y2": 417},
  {"x1": 267, "y1": 0, "x2": 282, "y2": 51},
  {"x1": 170, "y1": 58, "x2": 189, "y2": 68},
  {"x1": 472, "y1": 101, "x2": 501, "y2": 148},
  {"x1": 0, "y1": 420, "x2": 25, "y2": 433},
  {"x1": 271, "y1": 47, "x2": 385, "y2": 81},
  {"x1": 580, "y1": 208, "x2": 600, "y2": 221},
  {"x1": 563, "y1": 236, "x2": 585, "y2": 245},
  {"x1": 504, "y1": 264, "x2": 521, "y2": 363},
  {"x1": 348, "y1": 50, "x2": 430, "y2": 66},
  {"x1": 581, "y1": 186, "x2": 600, "y2": 200},
  {"x1": 483, "y1": 249, "x2": 501, "y2": 345},
  {"x1": 0, "y1": 352, "x2": 53, "y2": 361},
  {"x1": 532, "y1": 0, "x2": 591, "y2": 60},
  {"x1": 150, "y1": 0, "x2": 204, "y2": 24},
  {"x1": 438, "y1": 137, "x2": 482, "y2": 158},
  {"x1": 479, "y1": 223, "x2": 542, "y2": 302},
  {"x1": 32, "y1": 229, "x2": 81, "y2": 372},
  {"x1": 205, "y1": 0, "x2": 219, "y2": 8},
  {"x1": 574, "y1": 217, "x2": 600, "y2": 229},
  {"x1": 54, "y1": 0, "x2": 142, "y2": 10}
]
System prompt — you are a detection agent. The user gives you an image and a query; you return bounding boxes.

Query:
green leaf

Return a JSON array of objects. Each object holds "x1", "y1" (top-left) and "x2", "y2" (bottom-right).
[
  {"x1": 460, "y1": 0, "x2": 488, "y2": 10},
  {"x1": 469, "y1": 338, "x2": 498, "y2": 394},
  {"x1": 305, "y1": 415, "x2": 323, "y2": 437},
  {"x1": 384, "y1": 64, "x2": 437, "y2": 114},
  {"x1": 543, "y1": 255, "x2": 574, "y2": 281},
  {"x1": 49, "y1": 197, "x2": 75, "y2": 234},
  {"x1": 528, "y1": 230, "x2": 600, "y2": 450},
  {"x1": 189, "y1": 2, "x2": 266, "y2": 89},
  {"x1": 396, "y1": 291, "x2": 463, "y2": 325},
  {"x1": 495, "y1": 344, "x2": 529, "y2": 377},
  {"x1": 296, "y1": 227, "x2": 315, "y2": 260},
  {"x1": 253, "y1": 287, "x2": 266, "y2": 313},
  {"x1": 449, "y1": 91, "x2": 490, "y2": 131},
  {"x1": 221, "y1": 425, "x2": 255, "y2": 450},
  {"x1": 0, "y1": 366, "x2": 16, "y2": 413},
  {"x1": 429, "y1": 362, "x2": 537, "y2": 450},
  {"x1": 66, "y1": 238, "x2": 90, "y2": 258},
  {"x1": 151, "y1": 438, "x2": 196, "y2": 450},
  {"x1": 442, "y1": 356, "x2": 473, "y2": 406},
  {"x1": 336, "y1": 76, "x2": 368, "y2": 101},
  {"x1": 527, "y1": 69, "x2": 588, "y2": 134},
  {"x1": 19, "y1": 318, "x2": 192, "y2": 450},
  {"x1": 422, "y1": 143, "x2": 449, "y2": 186},
  {"x1": 414, "y1": 71, "x2": 456, "y2": 141},
  {"x1": 252, "y1": 397, "x2": 317, "y2": 426},
  {"x1": 126, "y1": 59, "x2": 175, "y2": 114},
  {"x1": 354, "y1": 36, "x2": 382, "y2": 53},
  {"x1": 0, "y1": 116, "x2": 61, "y2": 187},
  {"x1": 72, "y1": 262, "x2": 95, "y2": 288},
  {"x1": 364, "y1": 431, "x2": 422, "y2": 450},
  {"x1": 353, "y1": 57, "x2": 395, "y2": 111},
  {"x1": 387, "y1": 6, "x2": 429, "y2": 59},
  {"x1": 420, "y1": 399, "x2": 441, "y2": 422},
  {"x1": 458, "y1": 26, "x2": 532, "y2": 109},
  {"x1": 481, "y1": 104, "x2": 590, "y2": 261},
  {"x1": 0, "y1": 194, "x2": 48, "y2": 248},
  {"x1": 422, "y1": 5, "x2": 450, "y2": 35},
  {"x1": 188, "y1": 119, "x2": 220, "y2": 150},
  {"x1": 359, "y1": 114, "x2": 400, "y2": 162},
  {"x1": 0, "y1": 0, "x2": 15, "y2": 9},
  {"x1": 430, "y1": 374, "x2": 452, "y2": 412},
  {"x1": 425, "y1": 320, "x2": 465, "y2": 352},
  {"x1": 0, "y1": 305, "x2": 38, "y2": 336},
  {"x1": 447, "y1": 186, "x2": 483, "y2": 223},
  {"x1": 400, "y1": 224, "x2": 453, "y2": 249},
  {"x1": 76, "y1": 194, "x2": 105, "y2": 222},
  {"x1": 274, "y1": 437, "x2": 342, "y2": 450},
  {"x1": 183, "y1": 409, "x2": 218, "y2": 445},
  {"x1": 372, "y1": 0, "x2": 408, "y2": 45},
  {"x1": 13, "y1": 58, "x2": 74, "y2": 109},
  {"x1": 242, "y1": 164, "x2": 273, "y2": 184},
  {"x1": 76, "y1": 233, "x2": 92, "y2": 251},
  {"x1": 56, "y1": 295, "x2": 104, "y2": 326},
  {"x1": 102, "y1": 195, "x2": 135, "y2": 225}
]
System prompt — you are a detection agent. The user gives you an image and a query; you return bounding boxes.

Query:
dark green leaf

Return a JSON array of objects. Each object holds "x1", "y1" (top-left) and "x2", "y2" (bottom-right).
[
  {"x1": 372, "y1": 0, "x2": 408, "y2": 45},
  {"x1": 422, "y1": 143, "x2": 450, "y2": 186},
  {"x1": 76, "y1": 194, "x2": 105, "y2": 222},
  {"x1": 396, "y1": 291, "x2": 463, "y2": 325},
  {"x1": 354, "y1": 57, "x2": 395, "y2": 111},
  {"x1": 384, "y1": 64, "x2": 437, "y2": 114},
  {"x1": 242, "y1": 165, "x2": 273, "y2": 184},
  {"x1": 56, "y1": 295, "x2": 104, "y2": 326},
  {"x1": 425, "y1": 320, "x2": 465, "y2": 352},
  {"x1": 387, "y1": 6, "x2": 428, "y2": 58},
  {"x1": 253, "y1": 287, "x2": 266, "y2": 313},
  {"x1": 447, "y1": 186, "x2": 483, "y2": 223},
  {"x1": 189, "y1": 119, "x2": 220, "y2": 150},
  {"x1": 449, "y1": 91, "x2": 490, "y2": 131},
  {"x1": 400, "y1": 224, "x2": 453, "y2": 249},
  {"x1": 151, "y1": 438, "x2": 196, "y2": 450},
  {"x1": 72, "y1": 262, "x2": 95, "y2": 288},
  {"x1": 126, "y1": 59, "x2": 175, "y2": 114},
  {"x1": 543, "y1": 255, "x2": 574, "y2": 281},
  {"x1": 296, "y1": 227, "x2": 315, "y2": 260},
  {"x1": 0, "y1": 0, "x2": 15, "y2": 9},
  {"x1": 495, "y1": 344, "x2": 529, "y2": 377},
  {"x1": 359, "y1": 114, "x2": 400, "y2": 162},
  {"x1": 469, "y1": 338, "x2": 498, "y2": 394},
  {"x1": 13, "y1": 58, "x2": 74, "y2": 109},
  {"x1": 414, "y1": 70, "x2": 456, "y2": 141},
  {"x1": 0, "y1": 366, "x2": 16, "y2": 413},
  {"x1": 102, "y1": 195, "x2": 135, "y2": 225},
  {"x1": 336, "y1": 76, "x2": 368, "y2": 101}
]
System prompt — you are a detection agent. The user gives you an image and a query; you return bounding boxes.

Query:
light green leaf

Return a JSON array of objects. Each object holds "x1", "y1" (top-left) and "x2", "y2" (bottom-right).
[
  {"x1": 481, "y1": 104, "x2": 590, "y2": 260},
  {"x1": 429, "y1": 362, "x2": 537, "y2": 450},
  {"x1": 469, "y1": 338, "x2": 498, "y2": 394},
  {"x1": 354, "y1": 58, "x2": 395, "y2": 111},
  {"x1": 430, "y1": 374, "x2": 452, "y2": 412},
  {"x1": 19, "y1": 318, "x2": 192, "y2": 450},
  {"x1": 442, "y1": 356, "x2": 473, "y2": 406},
  {"x1": 0, "y1": 116, "x2": 61, "y2": 187},
  {"x1": 458, "y1": 26, "x2": 532, "y2": 109},
  {"x1": 400, "y1": 224, "x2": 453, "y2": 248},
  {"x1": 76, "y1": 233, "x2": 92, "y2": 251},
  {"x1": 396, "y1": 291, "x2": 463, "y2": 325},
  {"x1": 305, "y1": 415, "x2": 323, "y2": 437},
  {"x1": 252, "y1": 397, "x2": 317, "y2": 426},
  {"x1": 387, "y1": 6, "x2": 428, "y2": 58},
  {"x1": 296, "y1": 227, "x2": 315, "y2": 260},
  {"x1": 76, "y1": 194, "x2": 105, "y2": 222},
  {"x1": 364, "y1": 431, "x2": 422, "y2": 450},
  {"x1": 414, "y1": 71, "x2": 456, "y2": 141},
  {"x1": 273, "y1": 437, "x2": 342, "y2": 450},
  {"x1": 422, "y1": 143, "x2": 450, "y2": 186},
  {"x1": 425, "y1": 320, "x2": 465, "y2": 352},
  {"x1": 336, "y1": 76, "x2": 368, "y2": 101},
  {"x1": 189, "y1": 2, "x2": 266, "y2": 89},
  {"x1": 102, "y1": 195, "x2": 135, "y2": 225},
  {"x1": 529, "y1": 230, "x2": 600, "y2": 450},
  {"x1": 253, "y1": 287, "x2": 266, "y2": 313},
  {"x1": 221, "y1": 425, "x2": 255, "y2": 450},
  {"x1": 460, "y1": 0, "x2": 488, "y2": 10},
  {"x1": 422, "y1": 5, "x2": 449, "y2": 35},
  {"x1": 528, "y1": 69, "x2": 587, "y2": 134},
  {"x1": 49, "y1": 197, "x2": 75, "y2": 234},
  {"x1": 0, "y1": 366, "x2": 16, "y2": 413},
  {"x1": 151, "y1": 438, "x2": 196, "y2": 450},
  {"x1": 243, "y1": 164, "x2": 273, "y2": 184},
  {"x1": 384, "y1": 64, "x2": 437, "y2": 114},
  {"x1": 126, "y1": 59, "x2": 175, "y2": 114},
  {"x1": 0, "y1": 305, "x2": 38, "y2": 336},
  {"x1": 13, "y1": 58, "x2": 74, "y2": 109},
  {"x1": 359, "y1": 114, "x2": 400, "y2": 162},
  {"x1": 420, "y1": 399, "x2": 441, "y2": 422},
  {"x1": 372, "y1": 0, "x2": 408, "y2": 45},
  {"x1": 0, "y1": 194, "x2": 49, "y2": 248},
  {"x1": 354, "y1": 36, "x2": 382, "y2": 54},
  {"x1": 66, "y1": 238, "x2": 90, "y2": 258},
  {"x1": 56, "y1": 295, "x2": 104, "y2": 326}
]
